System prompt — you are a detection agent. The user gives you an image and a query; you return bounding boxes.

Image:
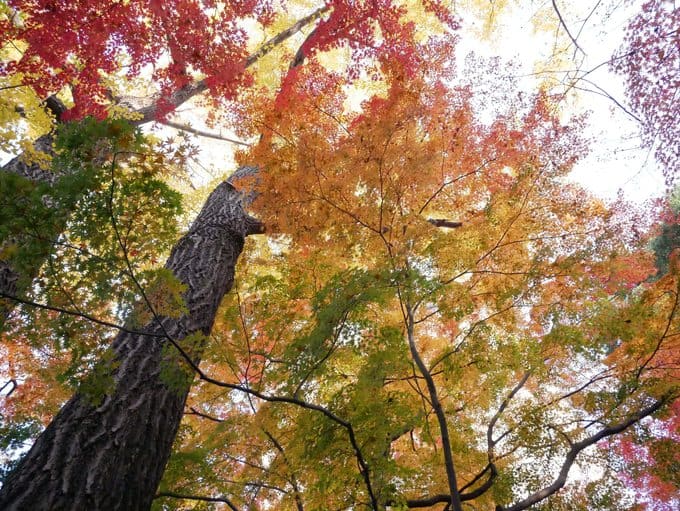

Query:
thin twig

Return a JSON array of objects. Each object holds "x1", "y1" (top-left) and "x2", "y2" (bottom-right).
[
  {"x1": 155, "y1": 492, "x2": 240, "y2": 511},
  {"x1": 0, "y1": 291, "x2": 164, "y2": 337},
  {"x1": 551, "y1": 0, "x2": 586, "y2": 55}
]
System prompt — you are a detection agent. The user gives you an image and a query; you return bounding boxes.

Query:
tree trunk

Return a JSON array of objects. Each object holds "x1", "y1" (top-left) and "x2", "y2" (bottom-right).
[{"x1": 0, "y1": 178, "x2": 262, "y2": 511}]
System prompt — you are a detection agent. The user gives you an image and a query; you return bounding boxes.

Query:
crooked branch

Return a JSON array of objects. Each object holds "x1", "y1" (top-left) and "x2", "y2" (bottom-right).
[
  {"x1": 0, "y1": 291, "x2": 164, "y2": 338},
  {"x1": 405, "y1": 305, "x2": 463, "y2": 511},
  {"x1": 155, "y1": 492, "x2": 239, "y2": 511},
  {"x1": 496, "y1": 396, "x2": 673, "y2": 511},
  {"x1": 551, "y1": 0, "x2": 585, "y2": 55},
  {"x1": 158, "y1": 120, "x2": 252, "y2": 145}
]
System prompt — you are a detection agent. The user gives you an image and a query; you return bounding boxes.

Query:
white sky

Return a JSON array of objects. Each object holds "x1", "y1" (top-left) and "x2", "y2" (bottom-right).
[{"x1": 454, "y1": 0, "x2": 665, "y2": 202}]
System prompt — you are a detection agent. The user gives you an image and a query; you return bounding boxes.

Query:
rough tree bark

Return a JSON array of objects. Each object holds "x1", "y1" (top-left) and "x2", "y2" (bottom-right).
[{"x1": 0, "y1": 175, "x2": 263, "y2": 511}]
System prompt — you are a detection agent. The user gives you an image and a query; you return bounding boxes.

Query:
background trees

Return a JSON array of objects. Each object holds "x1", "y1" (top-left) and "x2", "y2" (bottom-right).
[{"x1": 1, "y1": 1, "x2": 678, "y2": 510}]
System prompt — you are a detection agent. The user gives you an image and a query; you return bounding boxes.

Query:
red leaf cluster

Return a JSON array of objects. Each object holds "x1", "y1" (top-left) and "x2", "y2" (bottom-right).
[{"x1": 0, "y1": 0, "x2": 273, "y2": 118}]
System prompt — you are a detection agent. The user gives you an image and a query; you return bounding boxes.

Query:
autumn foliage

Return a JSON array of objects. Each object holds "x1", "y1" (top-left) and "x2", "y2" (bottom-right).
[
  {"x1": 613, "y1": 0, "x2": 680, "y2": 185},
  {"x1": 0, "y1": 1, "x2": 679, "y2": 510}
]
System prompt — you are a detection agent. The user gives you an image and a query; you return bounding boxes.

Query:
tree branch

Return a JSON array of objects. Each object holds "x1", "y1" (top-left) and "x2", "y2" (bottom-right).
[
  {"x1": 404, "y1": 494, "x2": 451, "y2": 507},
  {"x1": 403, "y1": 483, "x2": 498, "y2": 508},
  {"x1": 428, "y1": 218, "x2": 463, "y2": 229},
  {"x1": 551, "y1": 0, "x2": 585, "y2": 55},
  {"x1": 406, "y1": 306, "x2": 463, "y2": 511},
  {"x1": 132, "y1": 5, "x2": 330, "y2": 125},
  {"x1": 496, "y1": 396, "x2": 673, "y2": 511},
  {"x1": 457, "y1": 463, "x2": 497, "y2": 500},
  {"x1": 488, "y1": 371, "x2": 532, "y2": 449},
  {"x1": 155, "y1": 491, "x2": 239, "y2": 511},
  {"x1": 289, "y1": 18, "x2": 324, "y2": 70},
  {"x1": 0, "y1": 291, "x2": 165, "y2": 338},
  {"x1": 185, "y1": 406, "x2": 224, "y2": 422},
  {"x1": 404, "y1": 395, "x2": 674, "y2": 510},
  {"x1": 263, "y1": 429, "x2": 305, "y2": 511},
  {"x1": 637, "y1": 283, "x2": 679, "y2": 378},
  {"x1": 158, "y1": 120, "x2": 252, "y2": 145},
  {"x1": 0, "y1": 379, "x2": 17, "y2": 397}
]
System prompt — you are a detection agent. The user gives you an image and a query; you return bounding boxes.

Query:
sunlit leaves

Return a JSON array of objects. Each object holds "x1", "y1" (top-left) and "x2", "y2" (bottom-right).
[
  {"x1": 1, "y1": 1, "x2": 678, "y2": 508},
  {"x1": 1, "y1": 118, "x2": 184, "y2": 448},
  {"x1": 152, "y1": 36, "x2": 680, "y2": 509}
]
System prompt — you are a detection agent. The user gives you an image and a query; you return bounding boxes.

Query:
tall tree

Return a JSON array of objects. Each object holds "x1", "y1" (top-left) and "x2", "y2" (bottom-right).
[
  {"x1": 207, "y1": 47, "x2": 676, "y2": 510},
  {"x1": 0, "y1": 1, "x2": 459, "y2": 508},
  {"x1": 0, "y1": 1, "x2": 325, "y2": 325},
  {"x1": 0, "y1": 0, "x2": 450, "y2": 324},
  {"x1": 0, "y1": 150, "x2": 263, "y2": 509},
  {"x1": 1, "y1": 2, "x2": 678, "y2": 511}
]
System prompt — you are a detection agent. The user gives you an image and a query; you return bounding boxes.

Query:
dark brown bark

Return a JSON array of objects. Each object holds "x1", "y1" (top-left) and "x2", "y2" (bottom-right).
[
  {"x1": 405, "y1": 307, "x2": 463, "y2": 511},
  {"x1": 0, "y1": 178, "x2": 262, "y2": 511},
  {"x1": 0, "y1": 260, "x2": 19, "y2": 328}
]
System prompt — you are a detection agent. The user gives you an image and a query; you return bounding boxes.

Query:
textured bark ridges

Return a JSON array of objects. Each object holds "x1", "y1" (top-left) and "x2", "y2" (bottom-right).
[
  {"x1": 1, "y1": 134, "x2": 58, "y2": 185},
  {"x1": 0, "y1": 260, "x2": 19, "y2": 326},
  {"x1": 0, "y1": 177, "x2": 261, "y2": 511}
]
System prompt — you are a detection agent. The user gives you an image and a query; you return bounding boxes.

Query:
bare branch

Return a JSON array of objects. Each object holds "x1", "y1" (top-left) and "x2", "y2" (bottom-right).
[
  {"x1": 155, "y1": 492, "x2": 239, "y2": 511},
  {"x1": 185, "y1": 406, "x2": 224, "y2": 423},
  {"x1": 0, "y1": 379, "x2": 17, "y2": 397},
  {"x1": 289, "y1": 14, "x2": 326, "y2": 70},
  {"x1": 418, "y1": 158, "x2": 496, "y2": 215},
  {"x1": 551, "y1": 0, "x2": 585, "y2": 55},
  {"x1": 568, "y1": 80, "x2": 641, "y2": 123},
  {"x1": 428, "y1": 218, "x2": 463, "y2": 229},
  {"x1": 158, "y1": 120, "x2": 252, "y2": 146},
  {"x1": 0, "y1": 83, "x2": 27, "y2": 92},
  {"x1": 404, "y1": 493, "x2": 451, "y2": 507}
]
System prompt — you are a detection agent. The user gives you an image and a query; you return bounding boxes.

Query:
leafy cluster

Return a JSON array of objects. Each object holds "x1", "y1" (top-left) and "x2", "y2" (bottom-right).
[
  {"x1": 1, "y1": 117, "x2": 182, "y2": 448},
  {"x1": 0, "y1": 1, "x2": 678, "y2": 510}
]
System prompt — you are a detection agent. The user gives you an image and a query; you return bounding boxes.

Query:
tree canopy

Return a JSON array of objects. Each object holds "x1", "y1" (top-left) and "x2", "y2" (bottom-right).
[{"x1": 0, "y1": 1, "x2": 678, "y2": 510}]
